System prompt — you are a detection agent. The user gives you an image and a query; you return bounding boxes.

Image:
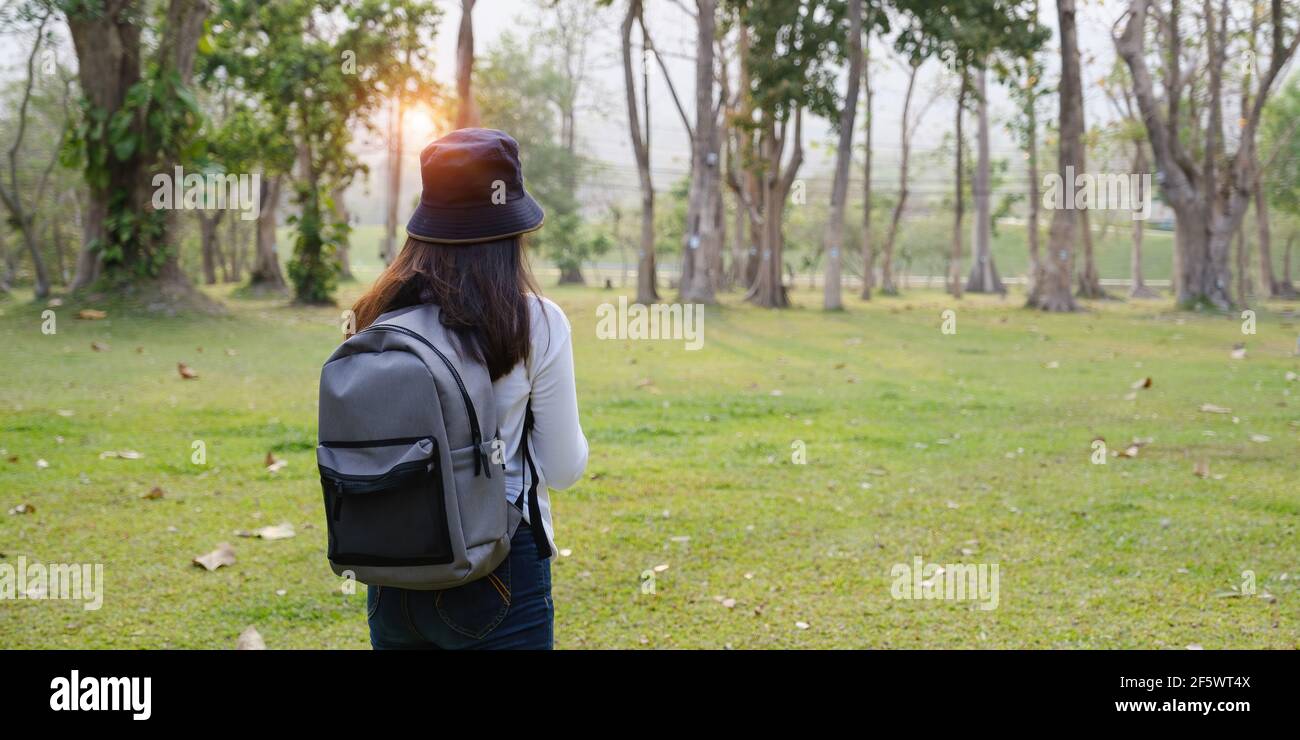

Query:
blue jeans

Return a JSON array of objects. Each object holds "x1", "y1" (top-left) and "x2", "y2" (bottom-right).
[{"x1": 367, "y1": 526, "x2": 553, "y2": 650}]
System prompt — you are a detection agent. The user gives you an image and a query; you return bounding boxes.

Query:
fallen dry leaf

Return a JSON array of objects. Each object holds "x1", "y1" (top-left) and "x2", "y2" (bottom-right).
[
  {"x1": 235, "y1": 626, "x2": 266, "y2": 650},
  {"x1": 1230, "y1": 345, "x2": 1247, "y2": 360},
  {"x1": 99, "y1": 450, "x2": 143, "y2": 460},
  {"x1": 264, "y1": 452, "x2": 287, "y2": 473},
  {"x1": 193, "y1": 542, "x2": 236, "y2": 571},
  {"x1": 236, "y1": 522, "x2": 295, "y2": 540},
  {"x1": 90, "y1": 341, "x2": 110, "y2": 352},
  {"x1": 1131, "y1": 377, "x2": 1152, "y2": 390},
  {"x1": 76, "y1": 309, "x2": 107, "y2": 320},
  {"x1": 8, "y1": 503, "x2": 36, "y2": 515},
  {"x1": 177, "y1": 362, "x2": 199, "y2": 380},
  {"x1": 1199, "y1": 403, "x2": 1232, "y2": 414},
  {"x1": 721, "y1": 598, "x2": 737, "y2": 609},
  {"x1": 1193, "y1": 460, "x2": 1211, "y2": 478},
  {"x1": 142, "y1": 486, "x2": 165, "y2": 500}
]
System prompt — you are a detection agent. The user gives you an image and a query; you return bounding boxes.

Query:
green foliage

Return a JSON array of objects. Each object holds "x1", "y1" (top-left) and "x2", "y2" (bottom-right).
[
  {"x1": 729, "y1": 0, "x2": 848, "y2": 131},
  {"x1": 286, "y1": 186, "x2": 342, "y2": 304},
  {"x1": 62, "y1": 68, "x2": 204, "y2": 278},
  {"x1": 476, "y1": 31, "x2": 591, "y2": 272},
  {"x1": 891, "y1": 0, "x2": 1047, "y2": 71},
  {"x1": 204, "y1": 0, "x2": 440, "y2": 302},
  {"x1": 1262, "y1": 77, "x2": 1300, "y2": 219}
]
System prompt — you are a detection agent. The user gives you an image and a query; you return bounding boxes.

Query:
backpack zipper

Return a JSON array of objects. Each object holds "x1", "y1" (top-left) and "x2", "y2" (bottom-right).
[
  {"x1": 320, "y1": 458, "x2": 434, "y2": 494},
  {"x1": 359, "y1": 323, "x2": 490, "y2": 477}
]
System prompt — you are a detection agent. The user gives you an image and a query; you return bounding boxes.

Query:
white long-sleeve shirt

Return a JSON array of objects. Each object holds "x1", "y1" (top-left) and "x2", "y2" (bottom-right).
[{"x1": 492, "y1": 295, "x2": 588, "y2": 556}]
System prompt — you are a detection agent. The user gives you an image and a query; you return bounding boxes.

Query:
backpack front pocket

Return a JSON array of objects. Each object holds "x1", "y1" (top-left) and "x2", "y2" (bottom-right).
[{"x1": 319, "y1": 437, "x2": 453, "y2": 567}]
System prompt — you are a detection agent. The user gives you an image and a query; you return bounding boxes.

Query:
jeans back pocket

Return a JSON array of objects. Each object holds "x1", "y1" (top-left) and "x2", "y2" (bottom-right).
[{"x1": 435, "y1": 555, "x2": 511, "y2": 639}]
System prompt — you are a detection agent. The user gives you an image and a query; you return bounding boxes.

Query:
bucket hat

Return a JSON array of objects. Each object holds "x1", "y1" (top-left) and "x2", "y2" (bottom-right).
[{"x1": 405, "y1": 128, "x2": 545, "y2": 244}]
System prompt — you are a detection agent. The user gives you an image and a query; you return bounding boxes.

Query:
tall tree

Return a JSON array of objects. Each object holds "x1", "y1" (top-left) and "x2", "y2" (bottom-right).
[
  {"x1": 538, "y1": 0, "x2": 600, "y2": 284},
  {"x1": 207, "y1": 0, "x2": 438, "y2": 304},
  {"x1": 63, "y1": 0, "x2": 210, "y2": 296},
  {"x1": 379, "y1": 20, "x2": 437, "y2": 267},
  {"x1": 680, "y1": 0, "x2": 722, "y2": 304},
  {"x1": 1008, "y1": 0, "x2": 1048, "y2": 295},
  {"x1": 0, "y1": 3, "x2": 68, "y2": 300},
  {"x1": 821, "y1": 0, "x2": 864, "y2": 310},
  {"x1": 731, "y1": 0, "x2": 845, "y2": 309},
  {"x1": 876, "y1": 59, "x2": 933, "y2": 296},
  {"x1": 965, "y1": 64, "x2": 1005, "y2": 294},
  {"x1": 455, "y1": 0, "x2": 479, "y2": 129},
  {"x1": 1115, "y1": 0, "x2": 1300, "y2": 309},
  {"x1": 895, "y1": 0, "x2": 1043, "y2": 298},
  {"x1": 1101, "y1": 60, "x2": 1158, "y2": 297},
  {"x1": 859, "y1": 39, "x2": 875, "y2": 299},
  {"x1": 1028, "y1": 0, "x2": 1082, "y2": 311},
  {"x1": 1261, "y1": 76, "x2": 1300, "y2": 297},
  {"x1": 619, "y1": 0, "x2": 659, "y2": 303}
]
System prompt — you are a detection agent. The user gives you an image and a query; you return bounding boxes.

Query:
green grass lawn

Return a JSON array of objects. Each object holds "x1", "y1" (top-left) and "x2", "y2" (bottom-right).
[{"x1": 2, "y1": 276, "x2": 1298, "y2": 648}]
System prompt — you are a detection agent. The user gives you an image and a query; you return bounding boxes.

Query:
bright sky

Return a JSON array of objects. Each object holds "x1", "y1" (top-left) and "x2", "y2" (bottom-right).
[{"x1": 2, "y1": 1, "x2": 1277, "y2": 224}]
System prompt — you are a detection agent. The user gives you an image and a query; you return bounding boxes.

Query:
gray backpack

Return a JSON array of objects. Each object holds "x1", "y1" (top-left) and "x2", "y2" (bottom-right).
[{"x1": 317, "y1": 303, "x2": 549, "y2": 590}]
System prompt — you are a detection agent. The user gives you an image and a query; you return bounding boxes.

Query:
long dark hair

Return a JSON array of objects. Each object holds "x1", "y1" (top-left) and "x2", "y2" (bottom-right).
[{"x1": 350, "y1": 236, "x2": 540, "y2": 381}]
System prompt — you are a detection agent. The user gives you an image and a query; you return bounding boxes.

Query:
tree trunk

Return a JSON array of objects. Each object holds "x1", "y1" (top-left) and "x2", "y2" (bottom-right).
[
  {"x1": 66, "y1": 0, "x2": 208, "y2": 296},
  {"x1": 69, "y1": 198, "x2": 103, "y2": 291},
  {"x1": 860, "y1": 43, "x2": 875, "y2": 300},
  {"x1": 381, "y1": 95, "x2": 404, "y2": 266},
  {"x1": 1281, "y1": 234, "x2": 1297, "y2": 295},
  {"x1": 455, "y1": 0, "x2": 479, "y2": 129},
  {"x1": 966, "y1": 65, "x2": 1003, "y2": 294},
  {"x1": 1076, "y1": 209, "x2": 1108, "y2": 298},
  {"x1": 1028, "y1": 0, "x2": 1081, "y2": 311},
  {"x1": 199, "y1": 211, "x2": 223, "y2": 285},
  {"x1": 0, "y1": 227, "x2": 12, "y2": 294},
  {"x1": 1236, "y1": 219, "x2": 1250, "y2": 306},
  {"x1": 1115, "y1": 0, "x2": 1297, "y2": 310},
  {"x1": 818, "y1": 0, "x2": 862, "y2": 310},
  {"x1": 1129, "y1": 145, "x2": 1158, "y2": 298},
  {"x1": 746, "y1": 111, "x2": 802, "y2": 309},
  {"x1": 13, "y1": 220, "x2": 50, "y2": 299},
  {"x1": 1252, "y1": 154, "x2": 1284, "y2": 298},
  {"x1": 710, "y1": 170, "x2": 725, "y2": 291},
  {"x1": 623, "y1": 0, "x2": 658, "y2": 304},
  {"x1": 1025, "y1": 67, "x2": 1041, "y2": 293},
  {"x1": 1074, "y1": 77, "x2": 1106, "y2": 299},
  {"x1": 949, "y1": 72, "x2": 967, "y2": 299},
  {"x1": 880, "y1": 62, "x2": 920, "y2": 297},
  {"x1": 52, "y1": 219, "x2": 67, "y2": 286},
  {"x1": 228, "y1": 216, "x2": 243, "y2": 282},
  {"x1": 249, "y1": 173, "x2": 286, "y2": 290},
  {"x1": 332, "y1": 184, "x2": 353, "y2": 281},
  {"x1": 680, "y1": 0, "x2": 720, "y2": 305}
]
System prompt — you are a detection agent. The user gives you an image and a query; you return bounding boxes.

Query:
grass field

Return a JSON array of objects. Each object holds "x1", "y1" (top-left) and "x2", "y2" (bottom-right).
[{"x1": 2, "y1": 266, "x2": 1299, "y2": 648}]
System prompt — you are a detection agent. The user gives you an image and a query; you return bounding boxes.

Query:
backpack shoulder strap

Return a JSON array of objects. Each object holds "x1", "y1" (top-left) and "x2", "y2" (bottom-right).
[{"x1": 516, "y1": 400, "x2": 553, "y2": 559}]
